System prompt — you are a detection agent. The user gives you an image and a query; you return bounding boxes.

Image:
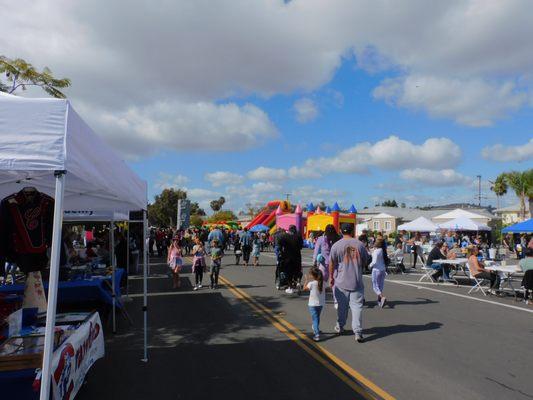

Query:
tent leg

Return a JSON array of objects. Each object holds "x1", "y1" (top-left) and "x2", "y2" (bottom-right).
[
  {"x1": 39, "y1": 171, "x2": 65, "y2": 400},
  {"x1": 126, "y1": 224, "x2": 130, "y2": 296},
  {"x1": 110, "y1": 219, "x2": 116, "y2": 334},
  {"x1": 142, "y1": 209, "x2": 148, "y2": 362}
]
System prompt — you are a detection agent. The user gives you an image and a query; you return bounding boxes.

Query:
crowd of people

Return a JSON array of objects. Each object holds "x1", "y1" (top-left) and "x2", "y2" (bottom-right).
[{"x1": 155, "y1": 222, "x2": 533, "y2": 343}]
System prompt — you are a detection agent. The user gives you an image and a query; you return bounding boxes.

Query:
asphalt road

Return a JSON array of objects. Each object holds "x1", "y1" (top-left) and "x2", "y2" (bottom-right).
[{"x1": 78, "y1": 248, "x2": 533, "y2": 400}]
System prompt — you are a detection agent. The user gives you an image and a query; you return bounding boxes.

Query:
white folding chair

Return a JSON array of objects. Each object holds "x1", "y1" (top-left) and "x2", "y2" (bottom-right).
[
  {"x1": 467, "y1": 268, "x2": 489, "y2": 296},
  {"x1": 419, "y1": 263, "x2": 435, "y2": 282}
]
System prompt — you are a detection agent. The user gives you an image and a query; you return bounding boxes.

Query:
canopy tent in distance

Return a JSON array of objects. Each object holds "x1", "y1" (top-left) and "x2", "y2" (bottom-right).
[
  {"x1": 0, "y1": 92, "x2": 148, "y2": 400},
  {"x1": 397, "y1": 217, "x2": 437, "y2": 232},
  {"x1": 502, "y1": 218, "x2": 533, "y2": 233},
  {"x1": 437, "y1": 216, "x2": 491, "y2": 231}
]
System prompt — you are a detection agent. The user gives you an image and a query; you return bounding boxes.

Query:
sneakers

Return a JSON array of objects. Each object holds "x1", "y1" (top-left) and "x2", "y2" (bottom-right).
[
  {"x1": 379, "y1": 296, "x2": 387, "y2": 308},
  {"x1": 198, "y1": 284, "x2": 203, "y2": 288},
  {"x1": 355, "y1": 334, "x2": 364, "y2": 343},
  {"x1": 193, "y1": 285, "x2": 198, "y2": 291},
  {"x1": 285, "y1": 288, "x2": 294, "y2": 294},
  {"x1": 334, "y1": 324, "x2": 344, "y2": 335},
  {"x1": 313, "y1": 334, "x2": 320, "y2": 342}
]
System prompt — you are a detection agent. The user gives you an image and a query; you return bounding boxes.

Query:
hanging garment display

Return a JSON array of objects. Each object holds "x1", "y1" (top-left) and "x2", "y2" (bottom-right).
[{"x1": 0, "y1": 187, "x2": 54, "y2": 273}]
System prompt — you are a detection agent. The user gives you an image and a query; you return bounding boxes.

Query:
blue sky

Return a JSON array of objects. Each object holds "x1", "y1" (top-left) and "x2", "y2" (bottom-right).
[
  {"x1": 2, "y1": 1, "x2": 532, "y2": 213},
  {"x1": 129, "y1": 59, "x2": 530, "y2": 212}
]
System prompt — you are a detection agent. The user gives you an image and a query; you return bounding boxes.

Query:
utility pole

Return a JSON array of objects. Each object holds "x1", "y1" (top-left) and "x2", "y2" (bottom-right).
[
  {"x1": 476, "y1": 175, "x2": 481, "y2": 206},
  {"x1": 284, "y1": 193, "x2": 291, "y2": 203}
]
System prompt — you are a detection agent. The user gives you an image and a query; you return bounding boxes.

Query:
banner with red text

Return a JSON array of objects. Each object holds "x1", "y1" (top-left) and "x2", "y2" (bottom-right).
[{"x1": 51, "y1": 312, "x2": 105, "y2": 400}]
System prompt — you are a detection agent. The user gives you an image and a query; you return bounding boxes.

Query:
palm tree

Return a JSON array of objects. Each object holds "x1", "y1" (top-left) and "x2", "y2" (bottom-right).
[
  {"x1": 500, "y1": 169, "x2": 533, "y2": 221},
  {"x1": 490, "y1": 175, "x2": 508, "y2": 209}
]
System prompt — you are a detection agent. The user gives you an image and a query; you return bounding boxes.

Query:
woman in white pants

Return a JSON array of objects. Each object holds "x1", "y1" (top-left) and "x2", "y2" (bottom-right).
[{"x1": 370, "y1": 238, "x2": 387, "y2": 308}]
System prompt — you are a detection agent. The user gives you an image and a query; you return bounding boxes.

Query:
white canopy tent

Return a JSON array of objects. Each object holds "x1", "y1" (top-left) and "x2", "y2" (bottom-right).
[
  {"x1": 397, "y1": 217, "x2": 437, "y2": 232},
  {"x1": 0, "y1": 93, "x2": 149, "y2": 400},
  {"x1": 437, "y1": 216, "x2": 491, "y2": 231},
  {"x1": 433, "y1": 208, "x2": 491, "y2": 224}
]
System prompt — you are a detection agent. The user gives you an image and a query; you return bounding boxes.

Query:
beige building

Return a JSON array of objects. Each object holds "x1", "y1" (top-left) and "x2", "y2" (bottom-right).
[{"x1": 494, "y1": 203, "x2": 531, "y2": 225}]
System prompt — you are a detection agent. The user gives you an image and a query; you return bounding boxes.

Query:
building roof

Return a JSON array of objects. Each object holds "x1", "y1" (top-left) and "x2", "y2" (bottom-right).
[
  {"x1": 494, "y1": 203, "x2": 530, "y2": 213},
  {"x1": 373, "y1": 212, "x2": 396, "y2": 219}
]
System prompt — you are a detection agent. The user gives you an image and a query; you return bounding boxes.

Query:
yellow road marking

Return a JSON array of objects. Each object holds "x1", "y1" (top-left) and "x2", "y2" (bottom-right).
[{"x1": 219, "y1": 275, "x2": 396, "y2": 400}]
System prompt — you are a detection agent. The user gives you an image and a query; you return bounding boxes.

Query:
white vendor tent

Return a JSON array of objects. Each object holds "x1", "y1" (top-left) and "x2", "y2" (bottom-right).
[
  {"x1": 0, "y1": 92, "x2": 149, "y2": 400},
  {"x1": 63, "y1": 210, "x2": 130, "y2": 222},
  {"x1": 433, "y1": 208, "x2": 491, "y2": 224},
  {"x1": 437, "y1": 216, "x2": 491, "y2": 231},
  {"x1": 397, "y1": 217, "x2": 437, "y2": 232}
]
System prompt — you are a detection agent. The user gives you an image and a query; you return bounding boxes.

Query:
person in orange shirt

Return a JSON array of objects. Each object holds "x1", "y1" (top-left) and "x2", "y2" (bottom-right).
[{"x1": 467, "y1": 246, "x2": 500, "y2": 294}]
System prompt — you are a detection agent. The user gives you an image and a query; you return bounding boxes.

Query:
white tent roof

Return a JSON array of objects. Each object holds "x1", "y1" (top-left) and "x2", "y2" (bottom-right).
[
  {"x1": 437, "y1": 216, "x2": 491, "y2": 231},
  {"x1": 433, "y1": 208, "x2": 488, "y2": 220},
  {"x1": 397, "y1": 216, "x2": 437, "y2": 232},
  {"x1": 63, "y1": 210, "x2": 130, "y2": 222},
  {"x1": 0, "y1": 93, "x2": 147, "y2": 211}
]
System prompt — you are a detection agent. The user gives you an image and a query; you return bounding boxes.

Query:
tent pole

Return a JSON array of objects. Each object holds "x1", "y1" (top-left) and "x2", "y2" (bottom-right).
[
  {"x1": 142, "y1": 209, "x2": 148, "y2": 362},
  {"x1": 39, "y1": 171, "x2": 66, "y2": 400},
  {"x1": 126, "y1": 222, "x2": 130, "y2": 296},
  {"x1": 110, "y1": 218, "x2": 116, "y2": 334}
]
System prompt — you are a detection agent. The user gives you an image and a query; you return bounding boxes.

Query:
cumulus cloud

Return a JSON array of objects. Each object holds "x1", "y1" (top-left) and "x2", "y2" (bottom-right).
[
  {"x1": 293, "y1": 97, "x2": 319, "y2": 123},
  {"x1": 154, "y1": 173, "x2": 189, "y2": 189},
  {"x1": 400, "y1": 169, "x2": 473, "y2": 187},
  {"x1": 373, "y1": 75, "x2": 527, "y2": 127},
  {"x1": 252, "y1": 182, "x2": 283, "y2": 194},
  {"x1": 205, "y1": 171, "x2": 244, "y2": 187},
  {"x1": 291, "y1": 186, "x2": 347, "y2": 206},
  {"x1": 3, "y1": 0, "x2": 533, "y2": 155},
  {"x1": 287, "y1": 166, "x2": 322, "y2": 179},
  {"x1": 247, "y1": 167, "x2": 287, "y2": 181},
  {"x1": 294, "y1": 136, "x2": 462, "y2": 175},
  {"x1": 481, "y1": 138, "x2": 533, "y2": 162},
  {"x1": 95, "y1": 101, "x2": 277, "y2": 158}
]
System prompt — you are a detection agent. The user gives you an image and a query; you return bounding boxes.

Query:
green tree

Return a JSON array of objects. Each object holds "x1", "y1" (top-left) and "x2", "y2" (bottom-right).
[
  {"x1": 381, "y1": 199, "x2": 398, "y2": 207},
  {"x1": 190, "y1": 214, "x2": 204, "y2": 227},
  {"x1": 207, "y1": 210, "x2": 237, "y2": 223},
  {"x1": 0, "y1": 56, "x2": 71, "y2": 98},
  {"x1": 498, "y1": 169, "x2": 533, "y2": 221},
  {"x1": 210, "y1": 196, "x2": 226, "y2": 212},
  {"x1": 148, "y1": 188, "x2": 205, "y2": 227},
  {"x1": 489, "y1": 174, "x2": 508, "y2": 209}
]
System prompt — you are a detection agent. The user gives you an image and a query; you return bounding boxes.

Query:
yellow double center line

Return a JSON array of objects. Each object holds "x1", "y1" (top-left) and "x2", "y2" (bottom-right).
[{"x1": 219, "y1": 275, "x2": 395, "y2": 400}]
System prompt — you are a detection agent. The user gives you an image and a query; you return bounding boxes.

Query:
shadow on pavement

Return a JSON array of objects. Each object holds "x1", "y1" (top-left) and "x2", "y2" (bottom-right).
[
  {"x1": 365, "y1": 297, "x2": 439, "y2": 309},
  {"x1": 363, "y1": 322, "x2": 443, "y2": 342}
]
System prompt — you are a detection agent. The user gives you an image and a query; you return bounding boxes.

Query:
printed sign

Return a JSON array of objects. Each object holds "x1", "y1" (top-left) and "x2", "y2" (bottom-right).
[{"x1": 51, "y1": 313, "x2": 105, "y2": 400}]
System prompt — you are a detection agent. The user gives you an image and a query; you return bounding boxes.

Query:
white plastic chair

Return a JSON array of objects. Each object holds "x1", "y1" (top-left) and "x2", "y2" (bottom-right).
[
  {"x1": 419, "y1": 263, "x2": 435, "y2": 282},
  {"x1": 467, "y1": 267, "x2": 489, "y2": 296}
]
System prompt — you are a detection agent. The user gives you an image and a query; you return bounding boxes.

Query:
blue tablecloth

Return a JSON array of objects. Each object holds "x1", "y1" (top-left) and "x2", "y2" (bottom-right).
[{"x1": 0, "y1": 269, "x2": 124, "y2": 309}]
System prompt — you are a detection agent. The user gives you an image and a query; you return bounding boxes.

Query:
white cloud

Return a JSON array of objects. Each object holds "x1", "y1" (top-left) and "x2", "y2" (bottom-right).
[
  {"x1": 247, "y1": 167, "x2": 287, "y2": 181},
  {"x1": 373, "y1": 75, "x2": 527, "y2": 127},
  {"x1": 205, "y1": 171, "x2": 244, "y2": 187},
  {"x1": 95, "y1": 101, "x2": 277, "y2": 158},
  {"x1": 293, "y1": 97, "x2": 319, "y2": 123},
  {"x1": 154, "y1": 173, "x2": 189, "y2": 189},
  {"x1": 3, "y1": 0, "x2": 533, "y2": 146},
  {"x1": 481, "y1": 138, "x2": 533, "y2": 162},
  {"x1": 291, "y1": 186, "x2": 347, "y2": 206},
  {"x1": 287, "y1": 166, "x2": 322, "y2": 179},
  {"x1": 252, "y1": 182, "x2": 283, "y2": 194},
  {"x1": 400, "y1": 169, "x2": 473, "y2": 187},
  {"x1": 294, "y1": 135, "x2": 462, "y2": 175}
]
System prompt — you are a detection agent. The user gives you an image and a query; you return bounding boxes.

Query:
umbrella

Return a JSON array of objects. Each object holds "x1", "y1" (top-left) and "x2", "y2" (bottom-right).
[{"x1": 250, "y1": 224, "x2": 270, "y2": 232}]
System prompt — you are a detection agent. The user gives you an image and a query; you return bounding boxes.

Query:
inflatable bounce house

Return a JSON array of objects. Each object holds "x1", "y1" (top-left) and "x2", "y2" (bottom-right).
[
  {"x1": 245, "y1": 200, "x2": 291, "y2": 231},
  {"x1": 305, "y1": 202, "x2": 357, "y2": 238},
  {"x1": 275, "y1": 204, "x2": 306, "y2": 235}
]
